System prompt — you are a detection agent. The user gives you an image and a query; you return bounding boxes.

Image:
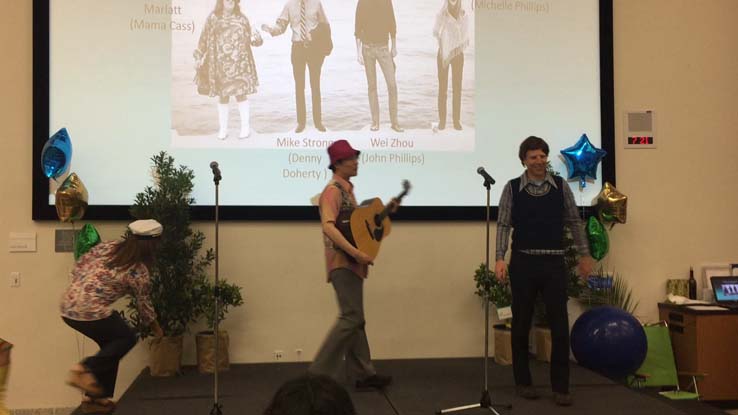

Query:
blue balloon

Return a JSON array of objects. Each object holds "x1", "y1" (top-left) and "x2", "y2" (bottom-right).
[
  {"x1": 560, "y1": 134, "x2": 607, "y2": 188},
  {"x1": 41, "y1": 128, "x2": 73, "y2": 179},
  {"x1": 571, "y1": 306, "x2": 647, "y2": 379}
]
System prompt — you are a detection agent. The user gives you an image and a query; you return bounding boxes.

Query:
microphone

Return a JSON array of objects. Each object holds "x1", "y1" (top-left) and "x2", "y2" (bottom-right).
[
  {"x1": 210, "y1": 161, "x2": 222, "y2": 181},
  {"x1": 476, "y1": 167, "x2": 495, "y2": 185}
]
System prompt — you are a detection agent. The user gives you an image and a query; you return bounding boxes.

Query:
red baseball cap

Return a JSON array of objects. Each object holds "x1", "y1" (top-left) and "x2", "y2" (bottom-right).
[{"x1": 327, "y1": 139, "x2": 360, "y2": 168}]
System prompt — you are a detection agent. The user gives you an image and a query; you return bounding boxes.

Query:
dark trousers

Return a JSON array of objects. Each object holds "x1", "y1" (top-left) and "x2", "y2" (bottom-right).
[
  {"x1": 62, "y1": 312, "x2": 137, "y2": 398},
  {"x1": 437, "y1": 51, "x2": 464, "y2": 127},
  {"x1": 509, "y1": 252, "x2": 570, "y2": 393},
  {"x1": 291, "y1": 42, "x2": 325, "y2": 127}
]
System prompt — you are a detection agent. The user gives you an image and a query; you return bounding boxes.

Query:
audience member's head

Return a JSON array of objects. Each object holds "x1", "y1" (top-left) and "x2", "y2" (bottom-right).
[{"x1": 264, "y1": 374, "x2": 356, "y2": 415}]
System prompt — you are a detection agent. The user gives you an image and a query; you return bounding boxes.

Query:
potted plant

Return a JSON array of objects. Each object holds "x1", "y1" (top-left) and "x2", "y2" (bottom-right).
[
  {"x1": 578, "y1": 266, "x2": 639, "y2": 314},
  {"x1": 125, "y1": 152, "x2": 214, "y2": 376},
  {"x1": 473, "y1": 263, "x2": 513, "y2": 365},
  {"x1": 195, "y1": 278, "x2": 244, "y2": 373},
  {"x1": 474, "y1": 263, "x2": 512, "y2": 318}
]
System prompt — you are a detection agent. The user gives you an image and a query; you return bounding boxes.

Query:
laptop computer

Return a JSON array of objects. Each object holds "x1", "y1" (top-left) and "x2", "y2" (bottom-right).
[{"x1": 710, "y1": 276, "x2": 738, "y2": 310}]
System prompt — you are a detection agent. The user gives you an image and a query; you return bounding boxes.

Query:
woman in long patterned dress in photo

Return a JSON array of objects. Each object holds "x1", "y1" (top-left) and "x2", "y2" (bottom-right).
[
  {"x1": 194, "y1": 0, "x2": 262, "y2": 140},
  {"x1": 433, "y1": 0, "x2": 470, "y2": 131}
]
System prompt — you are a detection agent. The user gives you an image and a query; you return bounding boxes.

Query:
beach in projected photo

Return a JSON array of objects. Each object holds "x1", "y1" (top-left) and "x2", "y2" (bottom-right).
[{"x1": 170, "y1": 0, "x2": 475, "y2": 150}]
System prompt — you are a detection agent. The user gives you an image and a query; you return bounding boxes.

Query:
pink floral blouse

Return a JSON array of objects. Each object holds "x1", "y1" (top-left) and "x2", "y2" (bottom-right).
[{"x1": 60, "y1": 241, "x2": 156, "y2": 324}]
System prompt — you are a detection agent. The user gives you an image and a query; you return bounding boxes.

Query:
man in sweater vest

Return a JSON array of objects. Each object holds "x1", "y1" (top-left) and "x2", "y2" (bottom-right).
[{"x1": 495, "y1": 136, "x2": 594, "y2": 406}]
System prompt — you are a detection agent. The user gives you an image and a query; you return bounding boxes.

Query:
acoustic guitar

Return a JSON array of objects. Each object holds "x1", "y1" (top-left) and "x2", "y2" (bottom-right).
[{"x1": 336, "y1": 180, "x2": 411, "y2": 261}]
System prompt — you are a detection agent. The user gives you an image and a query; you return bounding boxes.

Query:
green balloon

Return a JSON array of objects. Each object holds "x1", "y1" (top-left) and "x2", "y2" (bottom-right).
[
  {"x1": 75, "y1": 223, "x2": 101, "y2": 260},
  {"x1": 587, "y1": 216, "x2": 609, "y2": 261}
]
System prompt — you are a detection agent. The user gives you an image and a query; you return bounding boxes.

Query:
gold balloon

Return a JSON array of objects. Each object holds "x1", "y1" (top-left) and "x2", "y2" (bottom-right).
[
  {"x1": 595, "y1": 182, "x2": 627, "y2": 225},
  {"x1": 55, "y1": 173, "x2": 88, "y2": 222}
]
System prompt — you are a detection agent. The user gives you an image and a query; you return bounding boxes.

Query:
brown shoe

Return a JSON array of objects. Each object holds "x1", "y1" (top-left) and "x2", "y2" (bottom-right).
[
  {"x1": 515, "y1": 385, "x2": 540, "y2": 400},
  {"x1": 356, "y1": 374, "x2": 392, "y2": 390},
  {"x1": 80, "y1": 399, "x2": 116, "y2": 414},
  {"x1": 553, "y1": 392, "x2": 572, "y2": 406}
]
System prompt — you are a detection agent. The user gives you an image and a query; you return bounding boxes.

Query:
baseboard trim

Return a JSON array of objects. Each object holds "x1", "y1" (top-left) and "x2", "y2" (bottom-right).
[{"x1": 10, "y1": 407, "x2": 76, "y2": 415}]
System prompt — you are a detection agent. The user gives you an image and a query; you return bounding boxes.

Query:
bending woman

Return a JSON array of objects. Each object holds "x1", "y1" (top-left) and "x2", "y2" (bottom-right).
[
  {"x1": 0, "y1": 339, "x2": 11, "y2": 415},
  {"x1": 61, "y1": 219, "x2": 164, "y2": 414}
]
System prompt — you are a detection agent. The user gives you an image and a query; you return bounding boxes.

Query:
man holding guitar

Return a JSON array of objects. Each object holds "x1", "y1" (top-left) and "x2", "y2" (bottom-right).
[{"x1": 308, "y1": 139, "x2": 398, "y2": 389}]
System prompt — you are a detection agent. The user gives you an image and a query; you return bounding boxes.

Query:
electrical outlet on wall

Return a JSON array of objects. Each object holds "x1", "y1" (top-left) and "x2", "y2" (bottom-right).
[{"x1": 274, "y1": 350, "x2": 284, "y2": 360}]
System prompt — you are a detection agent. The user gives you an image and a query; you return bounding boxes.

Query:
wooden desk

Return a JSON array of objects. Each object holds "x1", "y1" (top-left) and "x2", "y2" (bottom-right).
[{"x1": 658, "y1": 302, "x2": 738, "y2": 400}]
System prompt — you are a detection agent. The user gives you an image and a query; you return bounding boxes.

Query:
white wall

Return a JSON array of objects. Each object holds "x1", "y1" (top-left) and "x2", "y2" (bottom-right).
[{"x1": 1, "y1": 0, "x2": 737, "y2": 410}]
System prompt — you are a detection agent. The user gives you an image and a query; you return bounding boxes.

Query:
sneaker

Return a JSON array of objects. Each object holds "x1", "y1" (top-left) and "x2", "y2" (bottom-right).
[
  {"x1": 515, "y1": 385, "x2": 540, "y2": 400},
  {"x1": 356, "y1": 374, "x2": 392, "y2": 389},
  {"x1": 553, "y1": 392, "x2": 572, "y2": 406}
]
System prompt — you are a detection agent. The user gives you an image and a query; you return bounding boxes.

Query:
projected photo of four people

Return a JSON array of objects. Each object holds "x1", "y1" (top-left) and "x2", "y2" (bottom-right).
[{"x1": 193, "y1": 0, "x2": 471, "y2": 140}]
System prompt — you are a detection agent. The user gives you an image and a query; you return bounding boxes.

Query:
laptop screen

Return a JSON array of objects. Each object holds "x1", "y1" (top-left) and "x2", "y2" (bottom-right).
[{"x1": 711, "y1": 277, "x2": 738, "y2": 303}]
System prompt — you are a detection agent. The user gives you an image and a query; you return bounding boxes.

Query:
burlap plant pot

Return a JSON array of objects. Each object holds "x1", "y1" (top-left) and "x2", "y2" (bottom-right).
[
  {"x1": 196, "y1": 331, "x2": 230, "y2": 373},
  {"x1": 148, "y1": 336, "x2": 183, "y2": 377},
  {"x1": 493, "y1": 324, "x2": 513, "y2": 366},
  {"x1": 534, "y1": 326, "x2": 552, "y2": 362}
]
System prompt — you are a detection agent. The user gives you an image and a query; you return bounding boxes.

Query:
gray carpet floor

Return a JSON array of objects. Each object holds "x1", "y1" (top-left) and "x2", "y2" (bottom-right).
[{"x1": 72, "y1": 358, "x2": 733, "y2": 414}]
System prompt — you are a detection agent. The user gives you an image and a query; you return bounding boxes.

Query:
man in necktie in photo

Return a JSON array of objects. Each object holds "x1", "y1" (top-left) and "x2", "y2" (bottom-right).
[
  {"x1": 263, "y1": 0, "x2": 330, "y2": 133},
  {"x1": 354, "y1": 0, "x2": 404, "y2": 133}
]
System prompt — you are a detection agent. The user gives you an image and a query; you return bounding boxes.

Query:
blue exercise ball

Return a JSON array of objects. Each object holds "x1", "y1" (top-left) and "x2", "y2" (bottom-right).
[{"x1": 570, "y1": 306, "x2": 647, "y2": 379}]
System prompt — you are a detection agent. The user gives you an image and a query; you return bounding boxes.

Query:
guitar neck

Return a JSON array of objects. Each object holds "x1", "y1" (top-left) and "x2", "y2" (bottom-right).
[
  {"x1": 377, "y1": 206, "x2": 392, "y2": 223},
  {"x1": 377, "y1": 189, "x2": 409, "y2": 222}
]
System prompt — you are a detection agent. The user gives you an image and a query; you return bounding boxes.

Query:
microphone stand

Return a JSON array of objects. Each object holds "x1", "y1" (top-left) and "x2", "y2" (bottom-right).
[
  {"x1": 210, "y1": 167, "x2": 223, "y2": 415},
  {"x1": 436, "y1": 176, "x2": 511, "y2": 415}
]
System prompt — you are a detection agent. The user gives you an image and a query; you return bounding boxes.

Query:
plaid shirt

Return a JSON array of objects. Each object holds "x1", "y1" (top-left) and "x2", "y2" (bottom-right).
[{"x1": 496, "y1": 172, "x2": 590, "y2": 260}]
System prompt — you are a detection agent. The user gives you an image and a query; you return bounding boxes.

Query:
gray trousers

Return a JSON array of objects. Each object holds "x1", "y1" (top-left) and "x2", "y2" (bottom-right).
[
  {"x1": 362, "y1": 43, "x2": 399, "y2": 127},
  {"x1": 309, "y1": 268, "x2": 376, "y2": 382}
]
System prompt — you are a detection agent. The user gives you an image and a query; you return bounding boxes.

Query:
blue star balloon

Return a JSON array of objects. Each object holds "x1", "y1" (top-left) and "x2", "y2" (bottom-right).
[
  {"x1": 560, "y1": 134, "x2": 606, "y2": 188},
  {"x1": 41, "y1": 127, "x2": 73, "y2": 179}
]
